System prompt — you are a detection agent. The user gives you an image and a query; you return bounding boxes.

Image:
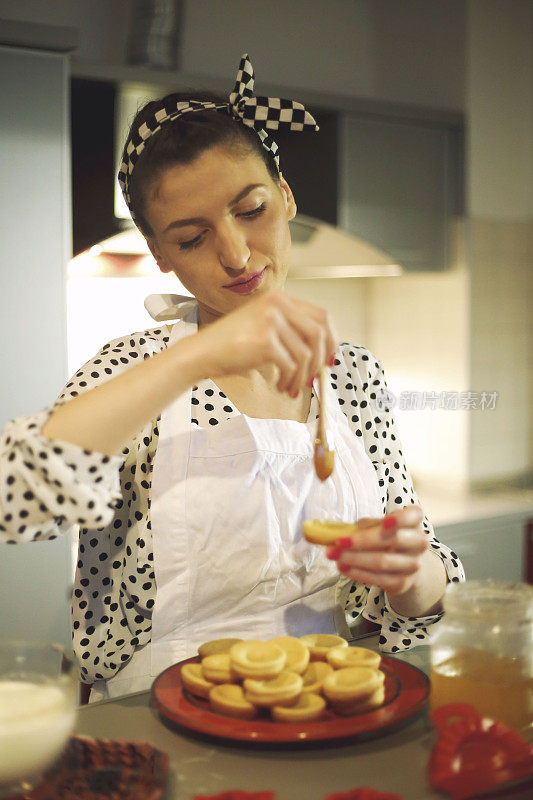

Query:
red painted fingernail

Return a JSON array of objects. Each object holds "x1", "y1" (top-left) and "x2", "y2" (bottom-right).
[
  {"x1": 326, "y1": 546, "x2": 342, "y2": 560},
  {"x1": 307, "y1": 377, "x2": 314, "y2": 387},
  {"x1": 383, "y1": 516, "x2": 397, "y2": 530},
  {"x1": 328, "y1": 355, "x2": 336, "y2": 367},
  {"x1": 336, "y1": 537, "x2": 353, "y2": 549},
  {"x1": 338, "y1": 563, "x2": 351, "y2": 574}
]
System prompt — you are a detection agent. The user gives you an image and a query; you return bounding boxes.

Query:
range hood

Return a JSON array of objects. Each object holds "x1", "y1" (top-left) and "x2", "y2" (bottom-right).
[
  {"x1": 287, "y1": 215, "x2": 402, "y2": 278},
  {"x1": 97, "y1": 215, "x2": 403, "y2": 279}
]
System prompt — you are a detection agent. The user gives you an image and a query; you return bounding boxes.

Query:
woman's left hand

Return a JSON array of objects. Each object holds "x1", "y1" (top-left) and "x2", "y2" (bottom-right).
[{"x1": 327, "y1": 506, "x2": 428, "y2": 597}]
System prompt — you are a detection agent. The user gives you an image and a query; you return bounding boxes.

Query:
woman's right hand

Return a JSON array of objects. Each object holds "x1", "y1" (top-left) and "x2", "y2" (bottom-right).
[
  {"x1": 194, "y1": 290, "x2": 339, "y2": 397},
  {"x1": 41, "y1": 290, "x2": 338, "y2": 457}
]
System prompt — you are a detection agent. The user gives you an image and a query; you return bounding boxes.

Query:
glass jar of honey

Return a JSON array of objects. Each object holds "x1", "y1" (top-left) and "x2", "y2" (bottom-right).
[{"x1": 430, "y1": 579, "x2": 533, "y2": 732}]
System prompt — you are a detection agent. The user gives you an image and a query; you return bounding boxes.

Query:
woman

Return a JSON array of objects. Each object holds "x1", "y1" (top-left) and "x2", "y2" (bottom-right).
[{"x1": 0, "y1": 55, "x2": 463, "y2": 701}]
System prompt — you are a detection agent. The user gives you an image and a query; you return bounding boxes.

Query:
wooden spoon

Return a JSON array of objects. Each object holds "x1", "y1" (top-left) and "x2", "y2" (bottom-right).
[{"x1": 313, "y1": 367, "x2": 334, "y2": 481}]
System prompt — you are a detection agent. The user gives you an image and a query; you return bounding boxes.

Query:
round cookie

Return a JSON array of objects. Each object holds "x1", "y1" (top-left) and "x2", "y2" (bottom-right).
[
  {"x1": 230, "y1": 640, "x2": 286, "y2": 679},
  {"x1": 299, "y1": 633, "x2": 348, "y2": 661},
  {"x1": 326, "y1": 645, "x2": 381, "y2": 670},
  {"x1": 181, "y1": 662, "x2": 215, "y2": 699},
  {"x1": 329, "y1": 683, "x2": 386, "y2": 716},
  {"x1": 201, "y1": 652, "x2": 236, "y2": 684},
  {"x1": 209, "y1": 684, "x2": 258, "y2": 720},
  {"x1": 272, "y1": 692, "x2": 326, "y2": 722},
  {"x1": 302, "y1": 519, "x2": 356, "y2": 546},
  {"x1": 300, "y1": 661, "x2": 334, "y2": 695},
  {"x1": 322, "y1": 666, "x2": 384, "y2": 703},
  {"x1": 270, "y1": 637, "x2": 310, "y2": 675},
  {"x1": 243, "y1": 671, "x2": 303, "y2": 708},
  {"x1": 198, "y1": 638, "x2": 243, "y2": 659}
]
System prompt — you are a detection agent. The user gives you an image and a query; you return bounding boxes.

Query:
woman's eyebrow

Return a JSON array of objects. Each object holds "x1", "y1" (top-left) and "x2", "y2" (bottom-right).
[{"x1": 162, "y1": 183, "x2": 267, "y2": 233}]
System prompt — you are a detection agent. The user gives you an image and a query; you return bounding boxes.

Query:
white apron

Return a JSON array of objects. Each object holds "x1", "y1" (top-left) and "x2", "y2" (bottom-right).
[{"x1": 92, "y1": 304, "x2": 382, "y2": 700}]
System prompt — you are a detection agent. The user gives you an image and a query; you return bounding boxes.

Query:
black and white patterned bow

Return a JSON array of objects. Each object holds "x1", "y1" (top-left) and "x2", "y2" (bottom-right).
[
  {"x1": 229, "y1": 53, "x2": 319, "y2": 135},
  {"x1": 118, "y1": 53, "x2": 319, "y2": 217}
]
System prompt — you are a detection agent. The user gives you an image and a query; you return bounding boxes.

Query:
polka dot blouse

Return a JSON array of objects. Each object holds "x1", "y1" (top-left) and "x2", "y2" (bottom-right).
[{"x1": 0, "y1": 328, "x2": 465, "y2": 684}]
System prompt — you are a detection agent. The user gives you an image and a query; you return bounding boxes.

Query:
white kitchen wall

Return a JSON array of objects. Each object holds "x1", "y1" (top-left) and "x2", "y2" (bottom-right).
[
  {"x1": 285, "y1": 278, "x2": 367, "y2": 347},
  {"x1": 363, "y1": 221, "x2": 471, "y2": 489},
  {"x1": 466, "y1": 0, "x2": 533, "y2": 487},
  {"x1": 468, "y1": 223, "x2": 533, "y2": 484},
  {"x1": 65, "y1": 268, "x2": 368, "y2": 378},
  {"x1": 466, "y1": 0, "x2": 533, "y2": 220},
  {"x1": 66, "y1": 255, "x2": 190, "y2": 375}
]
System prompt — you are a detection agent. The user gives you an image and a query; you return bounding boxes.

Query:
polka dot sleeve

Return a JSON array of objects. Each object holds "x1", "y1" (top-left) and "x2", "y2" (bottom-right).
[
  {"x1": 0, "y1": 330, "x2": 166, "y2": 544},
  {"x1": 334, "y1": 344, "x2": 465, "y2": 653},
  {"x1": 0, "y1": 408, "x2": 123, "y2": 544}
]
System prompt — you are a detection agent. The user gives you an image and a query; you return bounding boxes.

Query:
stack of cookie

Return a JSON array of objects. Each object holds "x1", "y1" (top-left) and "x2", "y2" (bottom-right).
[{"x1": 180, "y1": 635, "x2": 384, "y2": 722}]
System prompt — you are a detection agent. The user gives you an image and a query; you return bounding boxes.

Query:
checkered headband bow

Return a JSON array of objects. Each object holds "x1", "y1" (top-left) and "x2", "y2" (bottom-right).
[{"x1": 118, "y1": 53, "x2": 319, "y2": 218}]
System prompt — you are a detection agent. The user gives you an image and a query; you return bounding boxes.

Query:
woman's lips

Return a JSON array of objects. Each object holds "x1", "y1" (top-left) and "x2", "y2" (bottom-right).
[{"x1": 224, "y1": 268, "x2": 266, "y2": 294}]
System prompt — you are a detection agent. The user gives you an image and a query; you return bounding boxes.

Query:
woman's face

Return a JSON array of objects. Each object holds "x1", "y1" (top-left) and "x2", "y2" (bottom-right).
[{"x1": 144, "y1": 145, "x2": 297, "y2": 325}]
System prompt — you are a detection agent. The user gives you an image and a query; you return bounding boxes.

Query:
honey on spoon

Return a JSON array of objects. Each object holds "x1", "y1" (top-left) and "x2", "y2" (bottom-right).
[{"x1": 313, "y1": 367, "x2": 334, "y2": 481}]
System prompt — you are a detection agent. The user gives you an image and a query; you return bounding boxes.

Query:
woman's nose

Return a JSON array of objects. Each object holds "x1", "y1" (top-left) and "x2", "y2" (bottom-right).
[{"x1": 215, "y1": 221, "x2": 250, "y2": 271}]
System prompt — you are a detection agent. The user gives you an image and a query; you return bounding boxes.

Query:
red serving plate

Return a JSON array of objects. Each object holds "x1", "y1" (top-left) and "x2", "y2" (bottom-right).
[{"x1": 150, "y1": 654, "x2": 429, "y2": 744}]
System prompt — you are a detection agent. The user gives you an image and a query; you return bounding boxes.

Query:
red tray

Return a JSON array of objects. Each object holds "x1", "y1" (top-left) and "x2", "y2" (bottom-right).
[{"x1": 151, "y1": 654, "x2": 429, "y2": 745}]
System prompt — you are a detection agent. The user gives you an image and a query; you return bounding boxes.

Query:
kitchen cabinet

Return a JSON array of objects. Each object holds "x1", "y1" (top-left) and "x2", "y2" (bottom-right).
[
  {"x1": 339, "y1": 114, "x2": 463, "y2": 271},
  {"x1": 435, "y1": 511, "x2": 530, "y2": 583},
  {"x1": 0, "y1": 44, "x2": 72, "y2": 647}
]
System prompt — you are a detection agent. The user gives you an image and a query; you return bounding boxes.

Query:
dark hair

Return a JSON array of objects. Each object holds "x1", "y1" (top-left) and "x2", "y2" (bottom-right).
[{"x1": 124, "y1": 90, "x2": 281, "y2": 236}]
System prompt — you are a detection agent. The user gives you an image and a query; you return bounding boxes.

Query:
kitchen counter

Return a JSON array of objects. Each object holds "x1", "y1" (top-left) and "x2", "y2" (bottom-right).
[
  {"x1": 415, "y1": 482, "x2": 533, "y2": 528},
  {"x1": 77, "y1": 639, "x2": 441, "y2": 800},
  {"x1": 413, "y1": 483, "x2": 532, "y2": 584}
]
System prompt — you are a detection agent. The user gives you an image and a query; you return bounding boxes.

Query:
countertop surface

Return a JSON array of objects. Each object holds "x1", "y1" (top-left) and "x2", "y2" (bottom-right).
[
  {"x1": 415, "y1": 482, "x2": 533, "y2": 527},
  {"x1": 77, "y1": 640, "x2": 441, "y2": 800}
]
